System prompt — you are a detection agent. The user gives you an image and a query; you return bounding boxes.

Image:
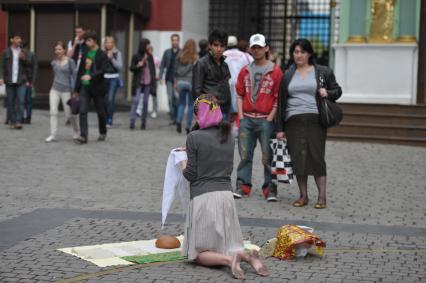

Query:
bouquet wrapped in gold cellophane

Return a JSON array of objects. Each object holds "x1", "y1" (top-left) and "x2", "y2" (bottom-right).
[{"x1": 272, "y1": 224, "x2": 326, "y2": 260}]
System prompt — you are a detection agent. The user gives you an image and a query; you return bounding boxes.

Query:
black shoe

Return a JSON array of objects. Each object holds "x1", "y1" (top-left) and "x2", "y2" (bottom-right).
[
  {"x1": 23, "y1": 118, "x2": 31, "y2": 124},
  {"x1": 97, "y1": 134, "x2": 106, "y2": 141},
  {"x1": 130, "y1": 123, "x2": 135, "y2": 130},
  {"x1": 141, "y1": 122, "x2": 146, "y2": 130},
  {"x1": 266, "y1": 183, "x2": 278, "y2": 202},
  {"x1": 65, "y1": 119, "x2": 71, "y2": 126},
  {"x1": 186, "y1": 128, "x2": 190, "y2": 135},
  {"x1": 176, "y1": 123, "x2": 182, "y2": 133},
  {"x1": 74, "y1": 137, "x2": 87, "y2": 144}
]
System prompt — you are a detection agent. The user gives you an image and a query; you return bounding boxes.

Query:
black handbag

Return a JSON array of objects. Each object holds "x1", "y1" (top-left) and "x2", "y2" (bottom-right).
[{"x1": 317, "y1": 74, "x2": 343, "y2": 128}]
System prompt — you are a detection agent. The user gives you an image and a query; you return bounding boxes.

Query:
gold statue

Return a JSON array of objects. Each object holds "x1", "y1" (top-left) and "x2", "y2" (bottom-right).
[{"x1": 369, "y1": 0, "x2": 395, "y2": 43}]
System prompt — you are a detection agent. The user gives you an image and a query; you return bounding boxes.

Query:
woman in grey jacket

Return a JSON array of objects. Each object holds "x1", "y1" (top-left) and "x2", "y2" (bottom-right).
[
  {"x1": 174, "y1": 39, "x2": 198, "y2": 134},
  {"x1": 181, "y1": 95, "x2": 269, "y2": 280}
]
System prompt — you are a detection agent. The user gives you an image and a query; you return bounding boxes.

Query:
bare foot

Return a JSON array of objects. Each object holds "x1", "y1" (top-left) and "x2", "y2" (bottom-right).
[
  {"x1": 231, "y1": 253, "x2": 245, "y2": 280},
  {"x1": 248, "y1": 250, "x2": 270, "y2": 277}
]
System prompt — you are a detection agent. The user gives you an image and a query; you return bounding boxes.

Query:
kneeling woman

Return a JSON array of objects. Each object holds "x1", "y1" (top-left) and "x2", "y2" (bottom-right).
[{"x1": 181, "y1": 95, "x2": 269, "y2": 280}]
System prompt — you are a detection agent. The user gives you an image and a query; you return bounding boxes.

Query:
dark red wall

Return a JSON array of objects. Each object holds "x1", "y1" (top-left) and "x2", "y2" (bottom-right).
[
  {"x1": 145, "y1": 0, "x2": 181, "y2": 30},
  {"x1": 0, "y1": 10, "x2": 7, "y2": 51}
]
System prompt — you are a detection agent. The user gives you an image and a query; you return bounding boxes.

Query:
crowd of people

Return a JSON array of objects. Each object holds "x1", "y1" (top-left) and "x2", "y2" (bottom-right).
[{"x1": 0, "y1": 26, "x2": 342, "y2": 279}]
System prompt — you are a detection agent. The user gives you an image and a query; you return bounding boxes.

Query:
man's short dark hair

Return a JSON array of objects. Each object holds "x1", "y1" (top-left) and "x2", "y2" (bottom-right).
[
  {"x1": 83, "y1": 30, "x2": 98, "y2": 43},
  {"x1": 171, "y1": 33, "x2": 180, "y2": 40},
  {"x1": 9, "y1": 32, "x2": 22, "y2": 40},
  {"x1": 208, "y1": 29, "x2": 228, "y2": 46}
]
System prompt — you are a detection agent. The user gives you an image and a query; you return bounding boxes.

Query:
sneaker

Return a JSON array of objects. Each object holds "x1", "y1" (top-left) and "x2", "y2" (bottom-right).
[
  {"x1": 234, "y1": 180, "x2": 251, "y2": 198},
  {"x1": 151, "y1": 111, "x2": 157, "y2": 118},
  {"x1": 45, "y1": 135, "x2": 56, "y2": 143},
  {"x1": 14, "y1": 123, "x2": 23, "y2": 129},
  {"x1": 24, "y1": 118, "x2": 31, "y2": 124},
  {"x1": 266, "y1": 183, "x2": 278, "y2": 202},
  {"x1": 73, "y1": 133, "x2": 80, "y2": 140},
  {"x1": 106, "y1": 124, "x2": 112, "y2": 129},
  {"x1": 97, "y1": 134, "x2": 106, "y2": 141},
  {"x1": 74, "y1": 136, "x2": 87, "y2": 144}
]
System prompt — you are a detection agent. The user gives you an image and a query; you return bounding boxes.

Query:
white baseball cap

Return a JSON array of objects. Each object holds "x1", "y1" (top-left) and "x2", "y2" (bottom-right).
[
  {"x1": 249, "y1": 33, "x2": 266, "y2": 48},
  {"x1": 228, "y1": 36, "x2": 238, "y2": 47}
]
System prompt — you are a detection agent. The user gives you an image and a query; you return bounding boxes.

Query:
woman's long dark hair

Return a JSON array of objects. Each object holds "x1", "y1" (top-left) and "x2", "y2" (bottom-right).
[
  {"x1": 191, "y1": 121, "x2": 231, "y2": 144},
  {"x1": 138, "y1": 38, "x2": 150, "y2": 56},
  {"x1": 288, "y1": 38, "x2": 316, "y2": 66}
]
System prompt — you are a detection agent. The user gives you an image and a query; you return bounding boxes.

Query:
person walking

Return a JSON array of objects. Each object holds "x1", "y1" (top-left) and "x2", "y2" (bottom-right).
[
  {"x1": 174, "y1": 39, "x2": 197, "y2": 134},
  {"x1": 137, "y1": 45, "x2": 159, "y2": 118},
  {"x1": 192, "y1": 29, "x2": 231, "y2": 120},
  {"x1": 198, "y1": 39, "x2": 209, "y2": 58},
  {"x1": 276, "y1": 38, "x2": 342, "y2": 209},
  {"x1": 0, "y1": 32, "x2": 32, "y2": 130},
  {"x1": 45, "y1": 41, "x2": 79, "y2": 142},
  {"x1": 67, "y1": 25, "x2": 87, "y2": 71},
  {"x1": 181, "y1": 95, "x2": 270, "y2": 280},
  {"x1": 74, "y1": 30, "x2": 108, "y2": 144},
  {"x1": 103, "y1": 36, "x2": 123, "y2": 128},
  {"x1": 234, "y1": 34, "x2": 283, "y2": 201},
  {"x1": 160, "y1": 34, "x2": 180, "y2": 124},
  {"x1": 129, "y1": 38, "x2": 156, "y2": 130},
  {"x1": 22, "y1": 41, "x2": 37, "y2": 124},
  {"x1": 223, "y1": 35, "x2": 253, "y2": 132}
]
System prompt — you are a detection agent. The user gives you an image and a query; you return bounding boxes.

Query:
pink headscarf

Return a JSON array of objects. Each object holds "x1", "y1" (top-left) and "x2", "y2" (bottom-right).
[{"x1": 194, "y1": 95, "x2": 223, "y2": 129}]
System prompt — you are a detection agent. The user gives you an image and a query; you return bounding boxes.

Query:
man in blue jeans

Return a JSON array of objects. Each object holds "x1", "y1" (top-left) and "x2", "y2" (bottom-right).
[
  {"x1": 234, "y1": 34, "x2": 283, "y2": 201},
  {"x1": 0, "y1": 33, "x2": 32, "y2": 129},
  {"x1": 160, "y1": 34, "x2": 180, "y2": 124}
]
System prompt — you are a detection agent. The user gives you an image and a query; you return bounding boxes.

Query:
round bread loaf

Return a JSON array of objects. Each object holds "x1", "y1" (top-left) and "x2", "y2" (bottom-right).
[{"x1": 155, "y1": 235, "x2": 181, "y2": 249}]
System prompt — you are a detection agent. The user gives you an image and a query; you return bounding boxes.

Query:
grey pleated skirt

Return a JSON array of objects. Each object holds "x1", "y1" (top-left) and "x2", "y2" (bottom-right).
[
  {"x1": 182, "y1": 191, "x2": 245, "y2": 261},
  {"x1": 286, "y1": 113, "x2": 327, "y2": 176}
]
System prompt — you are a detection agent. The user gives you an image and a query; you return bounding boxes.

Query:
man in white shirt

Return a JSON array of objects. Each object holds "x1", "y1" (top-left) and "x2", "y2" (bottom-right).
[
  {"x1": 0, "y1": 33, "x2": 31, "y2": 129},
  {"x1": 224, "y1": 36, "x2": 253, "y2": 129}
]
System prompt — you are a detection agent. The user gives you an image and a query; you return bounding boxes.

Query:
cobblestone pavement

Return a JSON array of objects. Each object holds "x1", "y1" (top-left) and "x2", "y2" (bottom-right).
[{"x1": 0, "y1": 109, "x2": 426, "y2": 282}]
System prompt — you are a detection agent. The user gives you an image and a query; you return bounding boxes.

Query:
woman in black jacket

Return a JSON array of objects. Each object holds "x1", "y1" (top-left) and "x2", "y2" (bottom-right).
[
  {"x1": 276, "y1": 39, "x2": 342, "y2": 209},
  {"x1": 129, "y1": 38, "x2": 156, "y2": 130}
]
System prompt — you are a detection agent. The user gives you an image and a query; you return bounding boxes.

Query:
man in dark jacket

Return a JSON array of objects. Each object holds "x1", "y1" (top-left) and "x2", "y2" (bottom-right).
[
  {"x1": 73, "y1": 30, "x2": 108, "y2": 144},
  {"x1": 0, "y1": 33, "x2": 32, "y2": 129},
  {"x1": 160, "y1": 33, "x2": 180, "y2": 124},
  {"x1": 192, "y1": 29, "x2": 231, "y2": 119}
]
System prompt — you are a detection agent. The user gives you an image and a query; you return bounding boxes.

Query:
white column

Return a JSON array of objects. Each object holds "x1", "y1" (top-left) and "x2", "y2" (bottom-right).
[
  {"x1": 100, "y1": 4, "x2": 107, "y2": 40},
  {"x1": 30, "y1": 6, "x2": 35, "y2": 52},
  {"x1": 127, "y1": 13, "x2": 135, "y2": 101}
]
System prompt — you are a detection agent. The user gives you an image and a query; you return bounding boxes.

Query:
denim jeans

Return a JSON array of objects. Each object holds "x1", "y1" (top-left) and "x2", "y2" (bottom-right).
[
  {"x1": 237, "y1": 117, "x2": 275, "y2": 187},
  {"x1": 176, "y1": 81, "x2": 194, "y2": 130},
  {"x1": 105, "y1": 78, "x2": 119, "y2": 126},
  {"x1": 166, "y1": 80, "x2": 178, "y2": 121},
  {"x1": 24, "y1": 86, "x2": 33, "y2": 120},
  {"x1": 6, "y1": 84, "x2": 26, "y2": 124},
  {"x1": 130, "y1": 84, "x2": 150, "y2": 124},
  {"x1": 79, "y1": 87, "x2": 107, "y2": 139}
]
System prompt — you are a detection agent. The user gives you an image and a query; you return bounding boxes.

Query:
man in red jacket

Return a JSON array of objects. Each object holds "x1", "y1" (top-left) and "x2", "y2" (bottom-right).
[{"x1": 234, "y1": 34, "x2": 283, "y2": 201}]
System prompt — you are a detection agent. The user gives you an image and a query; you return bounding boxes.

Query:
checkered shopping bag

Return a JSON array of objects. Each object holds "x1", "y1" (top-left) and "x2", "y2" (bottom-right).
[{"x1": 270, "y1": 138, "x2": 293, "y2": 184}]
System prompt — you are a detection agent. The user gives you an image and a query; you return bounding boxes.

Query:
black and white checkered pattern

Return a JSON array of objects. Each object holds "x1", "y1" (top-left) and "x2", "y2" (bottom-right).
[{"x1": 270, "y1": 138, "x2": 294, "y2": 184}]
